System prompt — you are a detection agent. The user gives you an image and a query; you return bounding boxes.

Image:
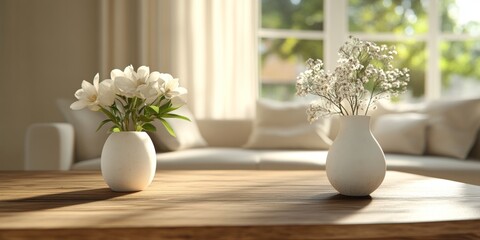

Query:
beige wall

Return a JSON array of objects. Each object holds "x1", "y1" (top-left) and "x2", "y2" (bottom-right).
[{"x1": 0, "y1": 0, "x2": 100, "y2": 170}]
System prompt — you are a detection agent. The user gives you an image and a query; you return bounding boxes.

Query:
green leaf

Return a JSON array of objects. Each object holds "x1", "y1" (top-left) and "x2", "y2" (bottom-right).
[
  {"x1": 138, "y1": 115, "x2": 153, "y2": 123},
  {"x1": 157, "y1": 104, "x2": 173, "y2": 115},
  {"x1": 159, "y1": 118, "x2": 176, "y2": 137},
  {"x1": 158, "y1": 101, "x2": 182, "y2": 114},
  {"x1": 96, "y1": 119, "x2": 112, "y2": 132},
  {"x1": 162, "y1": 113, "x2": 191, "y2": 121},
  {"x1": 111, "y1": 127, "x2": 121, "y2": 133},
  {"x1": 146, "y1": 105, "x2": 160, "y2": 114},
  {"x1": 142, "y1": 123, "x2": 157, "y2": 132},
  {"x1": 135, "y1": 98, "x2": 144, "y2": 108},
  {"x1": 100, "y1": 108, "x2": 117, "y2": 122}
]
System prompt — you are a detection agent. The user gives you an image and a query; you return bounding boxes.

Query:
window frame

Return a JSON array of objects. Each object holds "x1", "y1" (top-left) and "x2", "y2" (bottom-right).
[{"x1": 258, "y1": 0, "x2": 480, "y2": 101}]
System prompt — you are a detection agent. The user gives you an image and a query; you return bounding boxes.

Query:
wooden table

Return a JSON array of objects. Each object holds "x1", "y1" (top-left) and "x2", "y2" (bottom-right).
[{"x1": 0, "y1": 171, "x2": 479, "y2": 239}]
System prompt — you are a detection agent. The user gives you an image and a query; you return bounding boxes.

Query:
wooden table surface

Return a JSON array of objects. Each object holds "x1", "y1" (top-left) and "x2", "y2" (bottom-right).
[{"x1": 0, "y1": 170, "x2": 479, "y2": 240}]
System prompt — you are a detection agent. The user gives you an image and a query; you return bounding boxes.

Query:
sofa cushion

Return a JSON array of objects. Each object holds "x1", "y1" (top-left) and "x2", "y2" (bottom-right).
[
  {"x1": 385, "y1": 154, "x2": 480, "y2": 185},
  {"x1": 424, "y1": 99, "x2": 480, "y2": 159},
  {"x1": 244, "y1": 99, "x2": 332, "y2": 150},
  {"x1": 197, "y1": 119, "x2": 252, "y2": 147},
  {"x1": 72, "y1": 148, "x2": 259, "y2": 170},
  {"x1": 257, "y1": 150, "x2": 327, "y2": 170},
  {"x1": 150, "y1": 106, "x2": 208, "y2": 152},
  {"x1": 372, "y1": 113, "x2": 428, "y2": 155},
  {"x1": 57, "y1": 99, "x2": 109, "y2": 162},
  {"x1": 374, "y1": 98, "x2": 480, "y2": 159},
  {"x1": 155, "y1": 148, "x2": 258, "y2": 170}
]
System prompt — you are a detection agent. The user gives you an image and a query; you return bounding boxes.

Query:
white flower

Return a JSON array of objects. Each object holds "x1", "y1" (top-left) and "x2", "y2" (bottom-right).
[
  {"x1": 158, "y1": 73, "x2": 188, "y2": 99},
  {"x1": 98, "y1": 79, "x2": 116, "y2": 107},
  {"x1": 70, "y1": 73, "x2": 115, "y2": 111},
  {"x1": 142, "y1": 71, "x2": 162, "y2": 103},
  {"x1": 113, "y1": 65, "x2": 159, "y2": 100},
  {"x1": 296, "y1": 36, "x2": 409, "y2": 117},
  {"x1": 112, "y1": 65, "x2": 136, "y2": 98},
  {"x1": 70, "y1": 65, "x2": 189, "y2": 133}
]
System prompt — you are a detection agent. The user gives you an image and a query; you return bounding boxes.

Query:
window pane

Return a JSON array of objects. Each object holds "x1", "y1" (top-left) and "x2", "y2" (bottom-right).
[
  {"x1": 260, "y1": 38, "x2": 323, "y2": 101},
  {"x1": 375, "y1": 41, "x2": 427, "y2": 100},
  {"x1": 441, "y1": 0, "x2": 480, "y2": 35},
  {"x1": 441, "y1": 41, "x2": 480, "y2": 98},
  {"x1": 348, "y1": 0, "x2": 428, "y2": 35},
  {"x1": 261, "y1": 0, "x2": 324, "y2": 31}
]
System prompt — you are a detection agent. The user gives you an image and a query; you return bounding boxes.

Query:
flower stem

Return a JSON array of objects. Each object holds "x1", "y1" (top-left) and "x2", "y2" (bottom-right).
[{"x1": 364, "y1": 81, "x2": 380, "y2": 116}]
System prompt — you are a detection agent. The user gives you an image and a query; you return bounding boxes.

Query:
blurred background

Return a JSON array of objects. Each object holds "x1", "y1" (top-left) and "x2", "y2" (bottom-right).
[
  {"x1": 260, "y1": 0, "x2": 480, "y2": 101},
  {"x1": 1, "y1": 0, "x2": 479, "y2": 170}
]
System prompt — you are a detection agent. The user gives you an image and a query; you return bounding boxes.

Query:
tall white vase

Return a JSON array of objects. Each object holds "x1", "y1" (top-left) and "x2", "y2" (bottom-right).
[
  {"x1": 326, "y1": 116, "x2": 386, "y2": 196},
  {"x1": 101, "y1": 132, "x2": 156, "y2": 192}
]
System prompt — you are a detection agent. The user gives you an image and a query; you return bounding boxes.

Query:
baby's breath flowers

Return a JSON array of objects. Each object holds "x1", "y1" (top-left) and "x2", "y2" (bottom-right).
[
  {"x1": 71, "y1": 65, "x2": 189, "y2": 136},
  {"x1": 296, "y1": 36, "x2": 410, "y2": 123}
]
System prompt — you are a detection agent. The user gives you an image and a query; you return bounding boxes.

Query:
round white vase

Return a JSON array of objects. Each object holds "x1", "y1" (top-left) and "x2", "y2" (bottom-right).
[
  {"x1": 326, "y1": 116, "x2": 386, "y2": 197},
  {"x1": 101, "y1": 131, "x2": 156, "y2": 192}
]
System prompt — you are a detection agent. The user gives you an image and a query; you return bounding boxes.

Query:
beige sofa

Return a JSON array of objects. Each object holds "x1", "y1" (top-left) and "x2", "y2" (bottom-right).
[{"x1": 25, "y1": 99, "x2": 480, "y2": 186}]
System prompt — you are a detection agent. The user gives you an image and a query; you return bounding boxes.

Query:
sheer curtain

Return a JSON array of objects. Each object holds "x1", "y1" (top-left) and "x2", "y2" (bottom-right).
[
  {"x1": 99, "y1": 0, "x2": 168, "y2": 76},
  {"x1": 100, "y1": 0, "x2": 258, "y2": 119}
]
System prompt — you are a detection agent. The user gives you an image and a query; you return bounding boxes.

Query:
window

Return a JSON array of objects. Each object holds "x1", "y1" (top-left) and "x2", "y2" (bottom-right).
[
  {"x1": 348, "y1": 0, "x2": 428, "y2": 100},
  {"x1": 259, "y1": 0, "x2": 324, "y2": 101},
  {"x1": 440, "y1": 0, "x2": 480, "y2": 98},
  {"x1": 259, "y1": 0, "x2": 480, "y2": 101}
]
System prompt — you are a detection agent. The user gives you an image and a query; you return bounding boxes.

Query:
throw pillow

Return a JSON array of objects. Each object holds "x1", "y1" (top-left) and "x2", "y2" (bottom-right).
[
  {"x1": 57, "y1": 99, "x2": 110, "y2": 162},
  {"x1": 372, "y1": 98, "x2": 480, "y2": 159},
  {"x1": 424, "y1": 98, "x2": 480, "y2": 159},
  {"x1": 372, "y1": 113, "x2": 428, "y2": 155},
  {"x1": 243, "y1": 99, "x2": 332, "y2": 150},
  {"x1": 371, "y1": 100, "x2": 426, "y2": 122},
  {"x1": 149, "y1": 106, "x2": 208, "y2": 151}
]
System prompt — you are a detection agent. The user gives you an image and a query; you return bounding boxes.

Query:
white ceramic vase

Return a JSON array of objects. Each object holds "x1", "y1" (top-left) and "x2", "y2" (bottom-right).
[
  {"x1": 326, "y1": 116, "x2": 386, "y2": 196},
  {"x1": 101, "y1": 132, "x2": 156, "y2": 192}
]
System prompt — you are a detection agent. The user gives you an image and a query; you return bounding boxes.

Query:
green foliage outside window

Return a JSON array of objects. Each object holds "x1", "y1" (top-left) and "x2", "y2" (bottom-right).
[{"x1": 260, "y1": 0, "x2": 480, "y2": 101}]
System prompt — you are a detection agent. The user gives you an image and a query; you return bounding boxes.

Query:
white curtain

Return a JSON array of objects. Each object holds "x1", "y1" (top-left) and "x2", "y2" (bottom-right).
[
  {"x1": 170, "y1": 0, "x2": 258, "y2": 119},
  {"x1": 100, "y1": 0, "x2": 258, "y2": 119},
  {"x1": 99, "y1": 0, "x2": 169, "y2": 75}
]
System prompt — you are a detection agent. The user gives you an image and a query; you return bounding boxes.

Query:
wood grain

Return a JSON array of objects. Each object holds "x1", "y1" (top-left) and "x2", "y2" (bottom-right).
[{"x1": 0, "y1": 171, "x2": 479, "y2": 239}]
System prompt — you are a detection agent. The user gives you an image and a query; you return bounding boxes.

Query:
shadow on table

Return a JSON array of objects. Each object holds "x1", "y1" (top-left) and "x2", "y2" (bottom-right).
[
  {"x1": 273, "y1": 192, "x2": 374, "y2": 223},
  {"x1": 0, "y1": 188, "x2": 132, "y2": 212}
]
